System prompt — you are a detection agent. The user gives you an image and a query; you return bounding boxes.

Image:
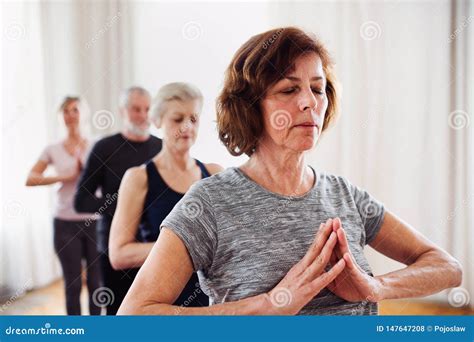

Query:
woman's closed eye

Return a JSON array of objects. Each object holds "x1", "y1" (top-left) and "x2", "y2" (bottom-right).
[
  {"x1": 281, "y1": 87, "x2": 297, "y2": 94},
  {"x1": 280, "y1": 86, "x2": 325, "y2": 95},
  {"x1": 312, "y1": 88, "x2": 325, "y2": 95}
]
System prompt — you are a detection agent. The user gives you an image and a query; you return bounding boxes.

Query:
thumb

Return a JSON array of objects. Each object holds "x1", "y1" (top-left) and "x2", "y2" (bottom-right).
[{"x1": 343, "y1": 253, "x2": 361, "y2": 274}]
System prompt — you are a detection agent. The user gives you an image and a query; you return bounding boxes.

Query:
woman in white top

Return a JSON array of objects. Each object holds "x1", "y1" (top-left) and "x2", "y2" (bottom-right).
[{"x1": 26, "y1": 96, "x2": 101, "y2": 315}]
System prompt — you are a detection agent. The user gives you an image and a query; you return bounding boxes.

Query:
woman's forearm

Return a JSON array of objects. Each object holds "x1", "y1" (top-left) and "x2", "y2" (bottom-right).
[
  {"x1": 111, "y1": 242, "x2": 154, "y2": 270},
  {"x1": 375, "y1": 249, "x2": 463, "y2": 301},
  {"x1": 118, "y1": 292, "x2": 273, "y2": 315},
  {"x1": 26, "y1": 173, "x2": 62, "y2": 186}
]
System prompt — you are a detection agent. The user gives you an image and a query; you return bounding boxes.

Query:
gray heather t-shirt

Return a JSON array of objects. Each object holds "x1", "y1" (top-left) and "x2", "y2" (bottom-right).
[{"x1": 161, "y1": 167, "x2": 385, "y2": 315}]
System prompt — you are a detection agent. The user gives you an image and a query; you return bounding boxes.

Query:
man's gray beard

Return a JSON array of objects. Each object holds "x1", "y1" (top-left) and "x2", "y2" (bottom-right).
[{"x1": 126, "y1": 121, "x2": 150, "y2": 137}]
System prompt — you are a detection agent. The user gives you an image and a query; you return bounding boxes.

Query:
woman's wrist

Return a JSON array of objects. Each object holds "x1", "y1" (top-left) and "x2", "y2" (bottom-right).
[
  {"x1": 259, "y1": 292, "x2": 300, "y2": 315},
  {"x1": 250, "y1": 293, "x2": 277, "y2": 315},
  {"x1": 373, "y1": 275, "x2": 388, "y2": 302}
]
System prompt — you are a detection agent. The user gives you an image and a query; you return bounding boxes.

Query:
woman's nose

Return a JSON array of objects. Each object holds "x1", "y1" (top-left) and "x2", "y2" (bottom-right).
[
  {"x1": 298, "y1": 88, "x2": 318, "y2": 112},
  {"x1": 181, "y1": 121, "x2": 192, "y2": 133}
]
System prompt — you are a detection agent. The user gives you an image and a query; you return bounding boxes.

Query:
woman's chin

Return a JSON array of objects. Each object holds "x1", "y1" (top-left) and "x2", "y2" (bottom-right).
[
  {"x1": 292, "y1": 137, "x2": 318, "y2": 152},
  {"x1": 174, "y1": 140, "x2": 194, "y2": 152}
]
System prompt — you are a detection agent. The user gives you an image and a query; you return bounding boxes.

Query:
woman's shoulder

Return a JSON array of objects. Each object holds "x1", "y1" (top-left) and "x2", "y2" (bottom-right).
[
  {"x1": 204, "y1": 162, "x2": 225, "y2": 175},
  {"x1": 41, "y1": 141, "x2": 64, "y2": 156},
  {"x1": 121, "y1": 165, "x2": 148, "y2": 192},
  {"x1": 188, "y1": 167, "x2": 239, "y2": 194},
  {"x1": 315, "y1": 169, "x2": 354, "y2": 193},
  {"x1": 45, "y1": 140, "x2": 64, "y2": 149}
]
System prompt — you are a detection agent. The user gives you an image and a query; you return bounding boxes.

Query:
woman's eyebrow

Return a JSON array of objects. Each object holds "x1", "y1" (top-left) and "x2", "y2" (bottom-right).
[{"x1": 284, "y1": 76, "x2": 324, "y2": 82}]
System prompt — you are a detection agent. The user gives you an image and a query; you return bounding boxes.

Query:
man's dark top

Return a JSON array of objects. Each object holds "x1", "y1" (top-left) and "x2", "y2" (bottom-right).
[{"x1": 74, "y1": 133, "x2": 162, "y2": 252}]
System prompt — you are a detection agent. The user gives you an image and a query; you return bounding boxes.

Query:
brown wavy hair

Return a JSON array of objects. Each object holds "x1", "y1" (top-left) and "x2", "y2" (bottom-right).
[{"x1": 216, "y1": 27, "x2": 340, "y2": 156}]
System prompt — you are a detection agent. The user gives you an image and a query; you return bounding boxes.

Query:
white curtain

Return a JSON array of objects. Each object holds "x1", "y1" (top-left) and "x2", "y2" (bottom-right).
[
  {"x1": 2, "y1": 0, "x2": 472, "y2": 309},
  {"x1": 1, "y1": 0, "x2": 59, "y2": 300},
  {"x1": 1, "y1": 0, "x2": 132, "y2": 299}
]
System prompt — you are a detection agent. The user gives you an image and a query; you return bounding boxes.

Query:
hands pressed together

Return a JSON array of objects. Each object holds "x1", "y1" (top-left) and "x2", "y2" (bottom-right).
[{"x1": 266, "y1": 218, "x2": 382, "y2": 315}]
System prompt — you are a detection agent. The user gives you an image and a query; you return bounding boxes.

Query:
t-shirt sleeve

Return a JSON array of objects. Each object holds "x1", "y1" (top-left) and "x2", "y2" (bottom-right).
[
  {"x1": 160, "y1": 181, "x2": 217, "y2": 273},
  {"x1": 38, "y1": 145, "x2": 52, "y2": 164},
  {"x1": 348, "y1": 180, "x2": 385, "y2": 245}
]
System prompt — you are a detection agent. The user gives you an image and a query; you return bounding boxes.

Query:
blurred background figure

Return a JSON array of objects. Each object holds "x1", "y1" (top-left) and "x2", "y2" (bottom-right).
[
  {"x1": 109, "y1": 82, "x2": 223, "y2": 307},
  {"x1": 25, "y1": 96, "x2": 101, "y2": 315},
  {"x1": 73, "y1": 86, "x2": 162, "y2": 315}
]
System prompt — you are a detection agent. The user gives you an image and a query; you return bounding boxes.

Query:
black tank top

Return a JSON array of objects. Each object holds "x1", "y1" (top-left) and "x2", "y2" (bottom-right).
[{"x1": 138, "y1": 159, "x2": 210, "y2": 307}]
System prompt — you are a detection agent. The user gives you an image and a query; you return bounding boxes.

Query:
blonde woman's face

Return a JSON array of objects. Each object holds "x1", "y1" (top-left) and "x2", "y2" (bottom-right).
[
  {"x1": 260, "y1": 52, "x2": 328, "y2": 153},
  {"x1": 159, "y1": 99, "x2": 201, "y2": 152},
  {"x1": 63, "y1": 101, "x2": 80, "y2": 128}
]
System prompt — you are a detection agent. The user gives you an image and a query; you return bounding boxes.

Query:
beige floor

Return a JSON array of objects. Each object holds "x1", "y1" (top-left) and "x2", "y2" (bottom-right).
[{"x1": 1, "y1": 279, "x2": 473, "y2": 315}]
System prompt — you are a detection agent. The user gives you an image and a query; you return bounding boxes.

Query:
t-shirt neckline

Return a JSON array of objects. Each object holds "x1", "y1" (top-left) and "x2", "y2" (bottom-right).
[
  {"x1": 233, "y1": 166, "x2": 319, "y2": 201},
  {"x1": 120, "y1": 133, "x2": 152, "y2": 145}
]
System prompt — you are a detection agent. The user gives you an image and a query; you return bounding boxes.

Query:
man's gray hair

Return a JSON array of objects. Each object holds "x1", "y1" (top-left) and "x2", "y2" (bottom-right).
[
  {"x1": 119, "y1": 86, "x2": 151, "y2": 109},
  {"x1": 150, "y1": 82, "x2": 203, "y2": 121}
]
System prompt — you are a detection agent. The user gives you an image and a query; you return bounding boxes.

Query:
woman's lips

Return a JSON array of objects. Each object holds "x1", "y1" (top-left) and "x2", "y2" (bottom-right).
[{"x1": 294, "y1": 123, "x2": 318, "y2": 129}]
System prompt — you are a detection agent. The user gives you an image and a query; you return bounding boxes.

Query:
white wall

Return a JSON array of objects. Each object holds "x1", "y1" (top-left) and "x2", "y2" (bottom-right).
[{"x1": 128, "y1": 1, "x2": 276, "y2": 167}]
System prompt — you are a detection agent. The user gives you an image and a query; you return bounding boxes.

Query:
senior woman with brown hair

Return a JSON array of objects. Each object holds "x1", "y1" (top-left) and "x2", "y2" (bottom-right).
[{"x1": 118, "y1": 27, "x2": 462, "y2": 315}]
